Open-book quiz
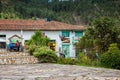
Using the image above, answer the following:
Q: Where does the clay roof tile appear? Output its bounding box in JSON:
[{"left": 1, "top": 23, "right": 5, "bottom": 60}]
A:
[{"left": 0, "top": 19, "right": 85, "bottom": 31}]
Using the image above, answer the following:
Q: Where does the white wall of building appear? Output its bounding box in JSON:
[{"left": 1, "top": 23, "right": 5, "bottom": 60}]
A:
[
  {"left": 42, "top": 31, "right": 62, "bottom": 56},
  {"left": 0, "top": 30, "right": 76, "bottom": 57},
  {"left": 0, "top": 31, "right": 34, "bottom": 45},
  {"left": 69, "top": 31, "right": 76, "bottom": 58}
]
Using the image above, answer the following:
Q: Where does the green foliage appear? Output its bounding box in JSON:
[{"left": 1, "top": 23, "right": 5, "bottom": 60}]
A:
[
  {"left": 0, "top": 12, "right": 20, "bottom": 19},
  {"left": 57, "top": 58, "right": 79, "bottom": 65},
  {"left": 33, "top": 46, "right": 58, "bottom": 63},
  {"left": 100, "top": 50, "right": 120, "bottom": 69},
  {"left": 0, "top": 0, "right": 120, "bottom": 25},
  {"left": 108, "top": 43, "right": 119, "bottom": 53},
  {"left": 88, "top": 50, "right": 97, "bottom": 60},
  {"left": 26, "top": 31, "right": 56, "bottom": 63},
  {"left": 100, "top": 44, "right": 120, "bottom": 69},
  {"left": 92, "top": 17, "right": 116, "bottom": 52},
  {"left": 76, "top": 36, "right": 94, "bottom": 50},
  {"left": 78, "top": 52, "right": 92, "bottom": 65},
  {"left": 26, "top": 45, "right": 42, "bottom": 55},
  {"left": 76, "top": 17, "right": 120, "bottom": 54},
  {"left": 27, "top": 45, "right": 37, "bottom": 55},
  {"left": 26, "top": 30, "right": 50, "bottom": 46},
  {"left": 25, "top": 30, "right": 50, "bottom": 55}
]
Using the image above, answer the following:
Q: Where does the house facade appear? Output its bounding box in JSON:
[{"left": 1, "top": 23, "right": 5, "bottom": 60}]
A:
[{"left": 0, "top": 19, "right": 85, "bottom": 58}]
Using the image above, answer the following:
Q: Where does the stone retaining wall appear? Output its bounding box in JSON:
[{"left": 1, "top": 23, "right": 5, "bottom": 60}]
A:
[
  {"left": 0, "top": 56, "right": 38, "bottom": 64},
  {"left": 0, "top": 52, "right": 38, "bottom": 64}
]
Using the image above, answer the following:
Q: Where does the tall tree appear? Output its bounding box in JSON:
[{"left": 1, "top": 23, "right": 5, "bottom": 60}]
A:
[{"left": 76, "top": 17, "right": 120, "bottom": 53}]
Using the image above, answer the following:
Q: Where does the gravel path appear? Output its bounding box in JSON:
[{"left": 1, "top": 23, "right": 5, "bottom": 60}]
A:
[{"left": 0, "top": 63, "right": 120, "bottom": 80}]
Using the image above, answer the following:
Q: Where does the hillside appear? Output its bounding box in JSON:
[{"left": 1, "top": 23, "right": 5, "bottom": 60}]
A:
[{"left": 0, "top": 0, "right": 120, "bottom": 25}]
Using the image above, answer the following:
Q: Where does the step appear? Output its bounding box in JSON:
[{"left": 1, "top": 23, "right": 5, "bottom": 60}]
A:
[{"left": 0, "top": 52, "right": 38, "bottom": 65}]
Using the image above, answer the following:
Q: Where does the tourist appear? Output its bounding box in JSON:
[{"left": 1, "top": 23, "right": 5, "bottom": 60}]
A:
[{"left": 15, "top": 40, "right": 20, "bottom": 51}]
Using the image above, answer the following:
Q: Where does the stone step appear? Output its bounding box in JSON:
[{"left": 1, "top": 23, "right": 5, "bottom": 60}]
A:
[
  {"left": 0, "top": 52, "right": 30, "bottom": 58},
  {"left": 0, "top": 52, "right": 38, "bottom": 65},
  {"left": 0, "top": 56, "right": 38, "bottom": 65}
]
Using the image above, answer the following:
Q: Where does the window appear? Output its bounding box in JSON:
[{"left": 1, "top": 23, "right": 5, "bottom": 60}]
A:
[
  {"left": 0, "top": 42, "right": 6, "bottom": 48},
  {"left": 0, "top": 35, "right": 6, "bottom": 41},
  {"left": 72, "top": 31, "right": 83, "bottom": 42},
  {"left": 75, "top": 31, "right": 83, "bottom": 37},
  {"left": 0, "top": 35, "right": 6, "bottom": 37},
  {"left": 0, "top": 35, "right": 6, "bottom": 48},
  {"left": 49, "top": 40, "right": 56, "bottom": 51},
  {"left": 62, "top": 31, "right": 70, "bottom": 37}
]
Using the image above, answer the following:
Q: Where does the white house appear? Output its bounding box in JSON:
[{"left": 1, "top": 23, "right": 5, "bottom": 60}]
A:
[{"left": 0, "top": 19, "right": 85, "bottom": 58}]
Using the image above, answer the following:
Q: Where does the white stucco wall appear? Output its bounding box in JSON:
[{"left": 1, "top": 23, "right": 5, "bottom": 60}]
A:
[
  {"left": 0, "top": 31, "right": 35, "bottom": 45},
  {"left": 69, "top": 31, "right": 76, "bottom": 58},
  {"left": 42, "top": 31, "right": 62, "bottom": 56},
  {"left": 0, "top": 30, "right": 76, "bottom": 57}
]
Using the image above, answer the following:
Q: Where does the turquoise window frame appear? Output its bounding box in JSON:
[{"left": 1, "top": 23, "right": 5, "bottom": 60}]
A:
[
  {"left": 75, "top": 31, "right": 83, "bottom": 37},
  {"left": 62, "top": 31, "right": 70, "bottom": 37}
]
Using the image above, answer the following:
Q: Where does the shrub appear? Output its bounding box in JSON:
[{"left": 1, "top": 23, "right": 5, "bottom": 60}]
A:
[
  {"left": 100, "top": 50, "right": 120, "bottom": 69},
  {"left": 57, "top": 58, "right": 79, "bottom": 65},
  {"left": 27, "top": 45, "right": 37, "bottom": 55},
  {"left": 92, "top": 61, "right": 101, "bottom": 67},
  {"left": 100, "top": 43, "right": 120, "bottom": 69},
  {"left": 78, "top": 52, "right": 92, "bottom": 65},
  {"left": 26, "top": 30, "right": 50, "bottom": 46},
  {"left": 26, "top": 45, "right": 41, "bottom": 55},
  {"left": 87, "top": 50, "right": 97, "bottom": 60},
  {"left": 33, "top": 46, "right": 58, "bottom": 63},
  {"left": 108, "top": 43, "right": 119, "bottom": 53}
]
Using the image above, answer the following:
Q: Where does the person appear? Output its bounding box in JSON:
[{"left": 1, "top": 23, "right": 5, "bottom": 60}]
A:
[{"left": 15, "top": 40, "right": 20, "bottom": 51}]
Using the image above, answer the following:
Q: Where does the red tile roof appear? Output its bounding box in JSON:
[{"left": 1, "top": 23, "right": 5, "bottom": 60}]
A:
[{"left": 0, "top": 19, "right": 85, "bottom": 31}]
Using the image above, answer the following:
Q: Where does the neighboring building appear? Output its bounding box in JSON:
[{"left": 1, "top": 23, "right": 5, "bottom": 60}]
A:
[{"left": 0, "top": 19, "right": 85, "bottom": 58}]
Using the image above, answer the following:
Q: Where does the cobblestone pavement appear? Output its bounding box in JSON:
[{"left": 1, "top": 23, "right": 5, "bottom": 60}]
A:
[{"left": 0, "top": 64, "right": 120, "bottom": 80}]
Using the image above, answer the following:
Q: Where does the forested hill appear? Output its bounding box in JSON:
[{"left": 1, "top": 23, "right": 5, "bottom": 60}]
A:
[{"left": 0, "top": 0, "right": 120, "bottom": 25}]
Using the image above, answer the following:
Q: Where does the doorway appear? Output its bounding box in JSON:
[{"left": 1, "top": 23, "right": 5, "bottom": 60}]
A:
[{"left": 62, "top": 44, "right": 70, "bottom": 58}]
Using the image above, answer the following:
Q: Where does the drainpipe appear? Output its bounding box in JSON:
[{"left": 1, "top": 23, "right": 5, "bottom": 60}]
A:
[{"left": 21, "top": 29, "right": 23, "bottom": 51}]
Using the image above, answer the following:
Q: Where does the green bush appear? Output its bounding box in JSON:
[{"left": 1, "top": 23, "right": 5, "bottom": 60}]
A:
[
  {"left": 108, "top": 43, "right": 119, "bottom": 53},
  {"left": 57, "top": 58, "right": 79, "bottom": 65},
  {"left": 26, "top": 30, "right": 50, "bottom": 46},
  {"left": 27, "top": 45, "right": 37, "bottom": 55},
  {"left": 78, "top": 52, "right": 92, "bottom": 65},
  {"left": 33, "top": 46, "right": 58, "bottom": 63},
  {"left": 100, "top": 50, "right": 120, "bottom": 69},
  {"left": 88, "top": 50, "right": 97, "bottom": 60},
  {"left": 26, "top": 45, "right": 41, "bottom": 55},
  {"left": 92, "top": 61, "right": 101, "bottom": 67}
]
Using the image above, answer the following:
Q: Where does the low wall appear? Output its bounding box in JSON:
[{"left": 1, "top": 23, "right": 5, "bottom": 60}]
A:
[
  {"left": 0, "top": 56, "right": 38, "bottom": 65},
  {"left": 0, "top": 52, "right": 38, "bottom": 65}
]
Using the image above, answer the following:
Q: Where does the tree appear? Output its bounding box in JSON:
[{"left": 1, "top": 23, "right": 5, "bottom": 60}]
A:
[
  {"left": 92, "top": 17, "right": 119, "bottom": 52},
  {"left": 26, "top": 30, "right": 50, "bottom": 46},
  {"left": 25, "top": 30, "right": 50, "bottom": 55},
  {"left": 0, "top": 0, "right": 120, "bottom": 25},
  {"left": 76, "top": 17, "right": 120, "bottom": 54}
]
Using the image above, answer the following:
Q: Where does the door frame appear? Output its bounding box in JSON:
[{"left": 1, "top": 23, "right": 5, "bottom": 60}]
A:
[{"left": 62, "top": 43, "right": 70, "bottom": 58}]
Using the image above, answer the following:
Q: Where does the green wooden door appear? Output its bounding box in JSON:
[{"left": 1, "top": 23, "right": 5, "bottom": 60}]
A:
[{"left": 62, "top": 45, "right": 70, "bottom": 58}]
